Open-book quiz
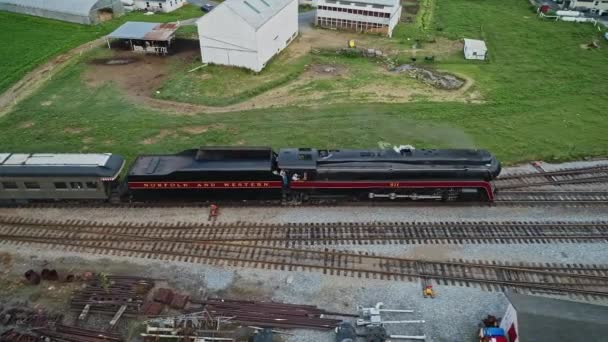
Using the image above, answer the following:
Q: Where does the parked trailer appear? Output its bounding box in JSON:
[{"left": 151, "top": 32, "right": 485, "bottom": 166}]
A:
[
  {"left": 560, "top": 16, "right": 596, "bottom": 22},
  {"left": 556, "top": 10, "right": 584, "bottom": 17}
]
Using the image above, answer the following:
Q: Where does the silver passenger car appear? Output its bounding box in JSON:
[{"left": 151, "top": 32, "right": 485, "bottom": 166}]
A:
[{"left": 0, "top": 153, "right": 125, "bottom": 201}]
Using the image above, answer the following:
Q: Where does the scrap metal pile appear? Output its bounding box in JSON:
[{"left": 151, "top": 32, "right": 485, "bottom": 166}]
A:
[
  {"left": 0, "top": 305, "right": 62, "bottom": 342},
  {"left": 141, "top": 298, "right": 355, "bottom": 341}
]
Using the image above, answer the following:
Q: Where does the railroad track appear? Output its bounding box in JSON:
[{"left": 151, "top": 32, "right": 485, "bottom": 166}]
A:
[
  {"left": 2, "top": 228, "right": 608, "bottom": 298},
  {"left": 2, "top": 216, "right": 608, "bottom": 246},
  {"left": 494, "top": 165, "right": 608, "bottom": 190},
  {"left": 495, "top": 190, "right": 608, "bottom": 204},
  {"left": 4, "top": 190, "right": 608, "bottom": 209}
]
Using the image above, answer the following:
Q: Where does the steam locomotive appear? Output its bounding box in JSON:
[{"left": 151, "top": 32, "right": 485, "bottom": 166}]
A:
[{"left": 0, "top": 146, "right": 501, "bottom": 203}]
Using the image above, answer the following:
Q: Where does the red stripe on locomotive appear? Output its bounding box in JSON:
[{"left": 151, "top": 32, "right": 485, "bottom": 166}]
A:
[
  {"left": 128, "top": 181, "right": 283, "bottom": 189},
  {"left": 128, "top": 180, "right": 494, "bottom": 200},
  {"left": 291, "top": 180, "right": 494, "bottom": 200}
]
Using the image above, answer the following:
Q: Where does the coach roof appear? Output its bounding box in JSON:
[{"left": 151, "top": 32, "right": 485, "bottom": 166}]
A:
[{"left": 0, "top": 153, "right": 125, "bottom": 178}]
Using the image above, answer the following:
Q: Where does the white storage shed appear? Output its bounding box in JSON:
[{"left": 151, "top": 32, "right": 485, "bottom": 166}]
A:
[
  {"left": 196, "top": 0, "right": 299, "bottom": 72},
  {"left": 463, "top": 38, "right": 487, "bottom": 60}
]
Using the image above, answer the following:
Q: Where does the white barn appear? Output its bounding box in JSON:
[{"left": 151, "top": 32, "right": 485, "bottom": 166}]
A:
[
  {"left": 133, "top": 0, "right": 187, "bottom": 13},
  {"left": 196, "top": 0, "right": 298, "bottom": 72},
  {"left": 463, "top": 38, "right": 487, "bottom": 60}
]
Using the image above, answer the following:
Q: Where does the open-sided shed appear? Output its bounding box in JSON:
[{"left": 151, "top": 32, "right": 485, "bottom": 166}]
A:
[
  {"left": 0, "top": 0, "right": 124, "bottom": 25},
  {"left": 106, "top": 21, "right": 179, "bottom": 55}
]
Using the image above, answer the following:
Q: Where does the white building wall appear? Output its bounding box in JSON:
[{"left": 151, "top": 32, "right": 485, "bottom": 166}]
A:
[
  {"left": 134, "top": 0, "right": 186, "bottom": 13},
  {"left": 198, "top": 6, "right": 259, "bottom": 71},
  {"left": 464, "top": 45, "right": 486, "bottom": 60},
  {"left": 499, "top": 304, "right": 519, "bottom": 342},
  {"left": 569, "top": 0, "right": 608, "bottom": 12},
  {"left": 315, "top": 0, "right": 401, "bottom": 36},
  {"left": 388, "top": 5, "right": 401, "bottom": 36},
  {"left": 317, "top": 9, "right": 390, "bottom": 25},
  {"left": 255, "top": 0, "right": 299, "bottom": 71}
]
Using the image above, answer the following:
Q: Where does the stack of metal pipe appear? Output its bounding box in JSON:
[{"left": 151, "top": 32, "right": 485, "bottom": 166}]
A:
[
  {"left": 191, "top": 298, "right": 354, "bottom": 330},
  {"left": 35, "top": 325, "right": 123, "bottom": 342}
]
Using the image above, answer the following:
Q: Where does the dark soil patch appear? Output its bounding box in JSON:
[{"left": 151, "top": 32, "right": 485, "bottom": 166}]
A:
[
  {"left": 403, "top": 4, "right": 420, "bottom": 14},
  {"left": 84, "top": 39, "right": 199, "bottom": 102},
  {"left": 310, "top": 64, "right": 348, "bottom": 76},
  {"left": 90, "top": 58, "right": 139, "bottom": 65}
]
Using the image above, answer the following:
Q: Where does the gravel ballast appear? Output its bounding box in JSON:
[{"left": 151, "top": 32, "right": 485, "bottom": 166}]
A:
[{"left": 2, "top": 247, "right": 510, "bottom": 342}]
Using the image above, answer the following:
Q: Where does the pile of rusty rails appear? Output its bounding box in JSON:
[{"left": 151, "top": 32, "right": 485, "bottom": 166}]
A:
[
  {"left": 494, "top": 165, "right": 608, "bottom": 190},
  {"left": 189, "top": 298, "right": 354, "bottom": 330},
  {"left": 70, "top": 275, "right": 155, "bottom": 324},
  {"left": 0, "top": 306, "right": 59, "bottom": 328},
  {"left": 0, "top": 329, "right": 37, "bottom": 342},
  {"left": 4, "top": 216, "right": 608, "bottom": 246},
  {"left": 35, "top": 324, "right": 123, "bottom": 342}
]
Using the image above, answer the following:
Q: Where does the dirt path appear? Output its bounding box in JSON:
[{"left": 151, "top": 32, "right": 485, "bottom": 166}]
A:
[{"left": 0, "top": 38, "right": 106, "bottom": 118}]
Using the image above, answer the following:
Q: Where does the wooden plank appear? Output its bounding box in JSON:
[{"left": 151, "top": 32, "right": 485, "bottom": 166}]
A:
[
  {"left": 78, "top": 304, "right": 90, "bottom": 320},
  {"left": 110, "top": 305, "right": 127, "bottom": 327}
]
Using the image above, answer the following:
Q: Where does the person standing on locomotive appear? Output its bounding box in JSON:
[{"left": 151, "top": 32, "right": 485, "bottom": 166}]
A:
[{"left": 277, "top": 170, "right": 289, "bottom": 200}]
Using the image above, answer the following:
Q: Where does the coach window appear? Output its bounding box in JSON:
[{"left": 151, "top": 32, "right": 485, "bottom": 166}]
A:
[
  {"left": 24, "top": 182, "right": 40, "bottom": 190},
  {"left": 54, "top": 182, "right": 68, "bottom": 189},
  {"left": 2, "top": 182, "right": 18, "bottom": 190},
  {"left": 86, "top": 182, "right": 98, "bottom": 189},
  {"left": 70, "top": 182, "right": 84, "bottom": 189}
]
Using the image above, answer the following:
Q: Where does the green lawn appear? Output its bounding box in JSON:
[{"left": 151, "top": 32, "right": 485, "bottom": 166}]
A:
[
  {"left": 0, "top": 5, "right": 202, "bottom": 94},
  {"left": 0, "top": 0, "right": 607, "bottom": 164}
]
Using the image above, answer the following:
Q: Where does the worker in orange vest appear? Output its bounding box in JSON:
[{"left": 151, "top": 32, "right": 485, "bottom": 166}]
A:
[{"left": 208, "top": 204, "right": 218, "bottom": 221}]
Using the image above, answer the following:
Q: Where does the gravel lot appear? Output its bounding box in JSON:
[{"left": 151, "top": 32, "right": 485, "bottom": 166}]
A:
[{"left": 2, "top": 247, "right": 510, "bottom": 342}]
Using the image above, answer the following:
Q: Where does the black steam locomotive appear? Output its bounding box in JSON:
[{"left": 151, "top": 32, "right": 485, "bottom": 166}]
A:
[{"left": 0, "top": 146, "right": 501, "bottom": 203}]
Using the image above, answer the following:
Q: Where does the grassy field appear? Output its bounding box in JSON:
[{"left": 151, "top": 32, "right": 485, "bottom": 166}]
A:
[
  {"left": 0, "top": 0, "right": 607, "bottom": 164},
  {"left": 157, "top": 51, "right": 312, "bottom": 106},
  {"left": 0, "top": 5, "right": 202, "bottom": 94},
  {"left": 156, "top": 49, "right": 454, "bottom": 106}
]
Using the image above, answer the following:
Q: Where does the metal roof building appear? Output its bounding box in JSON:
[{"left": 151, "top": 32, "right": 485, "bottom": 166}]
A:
[
  {"left": 106, "top": 21, "right": 179, "bottom": 55},
  {"left": 0, "top": 0, "right": 124, "bottom": 25},
  {"left": 315, "top": 0, "right": 402, "bottom": 37},
  {"left": 196, "top": 0, "right": 299, "bottom": 72}
]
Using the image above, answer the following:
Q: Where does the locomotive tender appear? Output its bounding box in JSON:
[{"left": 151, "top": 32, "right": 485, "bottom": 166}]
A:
[{"left": 0, "top": 146, "right": 501, "bottom": 203}]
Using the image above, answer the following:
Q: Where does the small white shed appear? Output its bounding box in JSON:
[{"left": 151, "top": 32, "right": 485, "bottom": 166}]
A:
[
  {"left": 196, "top": 0, "right": 298, "bottom": 72},
  {"left": 463, "top": 38, "right": 487, "bottom": 60}
]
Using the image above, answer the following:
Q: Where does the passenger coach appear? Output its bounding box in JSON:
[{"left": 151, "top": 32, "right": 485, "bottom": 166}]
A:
[{"left": 0, "top": 153, "right": 125, "bottom": 201}]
